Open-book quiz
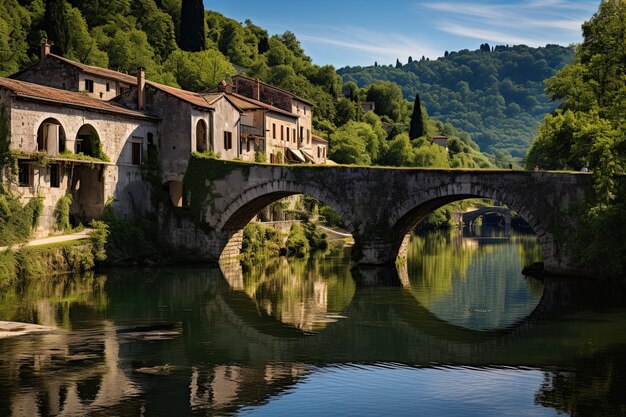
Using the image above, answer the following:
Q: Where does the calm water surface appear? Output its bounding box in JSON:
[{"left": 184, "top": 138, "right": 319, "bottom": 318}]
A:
[{"left": 2, "top": 228, "right": 626, "bottom": 416}]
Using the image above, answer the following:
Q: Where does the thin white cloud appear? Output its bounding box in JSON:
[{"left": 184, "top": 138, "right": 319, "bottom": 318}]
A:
[
  {"left": 297, "top": 25, "right": 442, "bottom": 65},
  {"left": 438, "top": 23, "right": 544, "bottom": 46},
  {"left": 419, "top": 0, "right": 597, "bottom": 46}
]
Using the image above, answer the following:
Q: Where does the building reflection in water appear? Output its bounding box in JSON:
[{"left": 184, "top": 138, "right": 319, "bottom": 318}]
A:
[{"left": 2, "top": 238, "right": 626, "bottom": 416}]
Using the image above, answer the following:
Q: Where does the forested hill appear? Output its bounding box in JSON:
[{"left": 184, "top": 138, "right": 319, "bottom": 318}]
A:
[
  {"left": 1, "top": 0, "right": 494, "bottom": 169},
  {"left": 338, "top": 45, "right": 575, "bottom": 158}
]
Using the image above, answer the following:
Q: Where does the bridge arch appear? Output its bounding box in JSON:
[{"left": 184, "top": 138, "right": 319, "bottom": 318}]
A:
[
  {"left": 463, "top": 206, "right": 512, "bottom": 227},
  {"left": 388, "top": 182, "right": 554, "bottom": 266},
  {"left": 215, "top": 180, "right": 355, "bottom": 261}
]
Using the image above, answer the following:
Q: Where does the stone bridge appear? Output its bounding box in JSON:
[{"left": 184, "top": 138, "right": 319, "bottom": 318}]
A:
[
  {"left": 162, "top": 157, "right": 592, "bottom": 275},
  {"left": 456, "top": 206, "right": 513, "bottom": 227}
]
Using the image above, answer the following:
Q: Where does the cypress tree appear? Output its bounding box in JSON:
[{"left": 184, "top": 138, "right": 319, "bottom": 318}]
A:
[
  {"left": 395, "top": 58, "right": 402, "bottom": 68},
  {"left": 44, "top": 0, "right": 69, "bottom": 55},
  {"left": 179, "top": 0, "right": 206, "bottom": 51},
  {"left": 409, "top": 93, "right": 426, "bottom": 139}
]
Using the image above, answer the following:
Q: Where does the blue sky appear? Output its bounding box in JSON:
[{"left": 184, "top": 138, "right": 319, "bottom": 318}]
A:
[{"left": 206, "top": 0, "right": 599, "bottom": 68}]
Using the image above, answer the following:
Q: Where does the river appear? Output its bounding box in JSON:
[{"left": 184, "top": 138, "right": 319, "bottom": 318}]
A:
[{"left": 1, "top": 227, "right": 626, "bottom": 416}]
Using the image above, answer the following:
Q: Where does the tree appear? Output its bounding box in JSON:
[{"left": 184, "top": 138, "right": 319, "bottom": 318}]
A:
[
  {"left": 379, "top": 133, "right": 412, "bottom": 166},
  {"left": 0, "top": 0, "right": 31, "bottom": 76},
  {"left": 408, "top": 56, "right": 413, "bottom": 63},
  {"left": 395, "top": 58, "right": 402, "bottom": 68},
  {"left": 44, "top": 0, "right": 69, "bottom": 54},
  {"left": 334, "top": 97, "right": 357, "bottom": 126},
  {"left": 524, "top": 0, "right": 626, "bottom": 276},
  {"left": 329, "top": 121, "right": 378, "bottom": 165},
  {"left": 366, "top": 81, "right": 404, "bottom": 121},
  {"left": 107, "top": 29, "right": 157, "bottom": 74},
  {"left": 178, "top": 0, "right": 205, "bottom": 51},
  {"left": 409, "top": 93, "right": 426, "bottom": 139},
  {"left": 64, "top": 5, "right": 108, "bottom": 66},
  {"left": 163, "top": 49, "right": 234, "bottom": 91}
]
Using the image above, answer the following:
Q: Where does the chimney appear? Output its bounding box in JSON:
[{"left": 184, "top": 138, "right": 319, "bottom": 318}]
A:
[
  {"left": 255, "top": 78, "right": 260, "bottom": 101},
  {"left": 40, "top": 42, "right": 51, "bottom": 60},
  {"left": 137, "top": 67, "right": 145, "bottom": 110}
]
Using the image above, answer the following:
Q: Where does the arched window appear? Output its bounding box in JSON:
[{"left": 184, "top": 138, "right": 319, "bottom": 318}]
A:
[
  {"left": 196, "top": 119, "right": 208, "bottom": 152},
  {"left": 75, "top": 124, "right": 100, "bottom": 157},
  {"left": 37, "top": 118, "right": 66, "bottom": 156}
]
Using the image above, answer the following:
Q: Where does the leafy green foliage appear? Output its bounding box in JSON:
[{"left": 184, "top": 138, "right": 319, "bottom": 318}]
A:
[
  {"left": 338, "top": 44, "right": 575, "bottom": 158},
  {"left": 241, "top": 222, "right": 283, "bottom": 265},
  {"left": 53, "top": 194, "right": 72, "bottom": 231},
  {"left": 286, "top": 222, "right": 309, "bottom": 257},
  {"left": 525, "top": 0, "right": 626, "bottom": 277},
  {"left": 0, "top": 192, "right": 43, "bottom": 246}
]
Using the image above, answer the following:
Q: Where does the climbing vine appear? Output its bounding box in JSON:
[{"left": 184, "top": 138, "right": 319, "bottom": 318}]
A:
[{"left": 54, "top": 194, "right": 73, "bottom": 232}]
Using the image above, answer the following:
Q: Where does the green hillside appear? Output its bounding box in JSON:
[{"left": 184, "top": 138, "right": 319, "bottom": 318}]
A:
[
  {"left": 338, "top": 44, "right": 575, "bottom": 159},
  {"left": 1, "top": 0, "right": 493, "bottom": 168}
]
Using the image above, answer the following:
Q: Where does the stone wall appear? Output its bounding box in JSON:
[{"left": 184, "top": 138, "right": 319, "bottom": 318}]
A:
[
  {"left": 210, "top": 97, "right": 240, "bottom": 160},
  {"left": 1, "top": 94, "right": 156, "bottom": 234},
  {"left": 12, "top": 57, "right": 80, "bottom": 92}
]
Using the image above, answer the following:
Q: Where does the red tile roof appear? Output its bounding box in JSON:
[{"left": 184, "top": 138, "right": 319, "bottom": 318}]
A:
[
  {"left": 147, "top": 81, "right": 223, "bottom": 110},
  {"left": 0, "top": 77, "right": 158, "bottom": 120},
  {"left": 233, "top": 74, "right": 314, "bottom": 106},
  {"left": 47, "top": 54, "right": 137, "bottom": 85},
  {"left": 226, "top": 92, "right": 298, "bottom": 119}
]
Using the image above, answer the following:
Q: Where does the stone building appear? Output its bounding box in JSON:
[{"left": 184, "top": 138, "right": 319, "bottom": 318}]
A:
[
  {"left": 432, "top": 135, "right": 449, "bottom": 150},
  {"left": 12, "top": 43, "right": 135, "bottom": 101},
  {"left": 0, "top": 44, "right": 330, "bottom": 236},
  {"left": 0, "top": 77, "right": 158, "bottom": 235}
]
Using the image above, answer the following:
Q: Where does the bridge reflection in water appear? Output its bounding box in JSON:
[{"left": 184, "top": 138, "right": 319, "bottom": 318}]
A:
[{"left": 1, "top": 231, "right": 626, "bottom": 416}]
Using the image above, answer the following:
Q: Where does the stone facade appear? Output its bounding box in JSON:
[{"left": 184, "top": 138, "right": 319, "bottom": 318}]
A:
[
  {"left": 0, "top": 81, "right": 157, "bottom": 235},
  {"left": 12, "top": 48, "right": 134, "bottom": 101},
  {"left": 1, "top": 48, "right": 329, "bottom": 239}
]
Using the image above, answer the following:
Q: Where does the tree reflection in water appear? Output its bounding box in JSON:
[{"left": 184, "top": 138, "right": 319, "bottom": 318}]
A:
[
  {"left": 407, "top": 228, "right": 544, "bottom": 330},
  {"left": 1, "top": 236, "right": 626, "bottom": 416},
  {"left": 242, "top": 250, "right": 355, "bottom": 333}
]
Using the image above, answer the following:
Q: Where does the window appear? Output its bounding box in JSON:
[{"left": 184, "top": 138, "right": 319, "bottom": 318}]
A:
[
  {"left": 18, "top": 162, "right": 30, "bottom": 187},
  {"left": 286, "top": 127, "right": 290, "bottom": 142},
  {"left": 85, "top": 79, "right": 94, "bottom": 93},
  {"left": 272, "top": 123, "right": 276, "bottom": 139},
  {"left": 246, "top": 140, "right": 251, "bottom": 152},
  {"left": 224, "top": 131, "right": 232, "bottom": 150},
  {"left": 106, "top": 83, "right": 110, "bottom": 92},
  {"left": 318, "top": 147, "right": 321, "bottom": 158},
  {"left": 300, "top": 126, "right": 304, "bottom": 140},
  {"left": 281, "top": 125, "right": 284, "bottom": 141},
  {"left": 307, "top": 129, "right": 311, "bottom": 144},
  {"left": 50, "top": 164, "right": 60, "bottom": 188},
  {"left": 75, "top": 135, "right": 89, "bottom": 154},
  {"left": 132, "top": 142, "right": 142, "bottom": 165},
  {"left": 293, "top": 128, "right": 296, "bottom": 143}
]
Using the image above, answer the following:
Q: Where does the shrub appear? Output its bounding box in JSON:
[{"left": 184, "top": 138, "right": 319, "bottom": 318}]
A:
[
  {"left": 54, "top": 194, "right": 73, "bottom": 232},
  {"left": 286, "top": 223, "right": 310, "bottom": 257}
]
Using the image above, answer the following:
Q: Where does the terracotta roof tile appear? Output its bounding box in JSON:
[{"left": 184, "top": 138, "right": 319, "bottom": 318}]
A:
[
  {"left": 233, "top": 75, "right": 314, "bottom": 106},
  {"left": 146, "top": 81, "right": 219, "bottom": 110},
  {"left": 227, "top": 92, "right": 298, "bottom": 119},
  {"left": 48, "top": 54, "right": 137, "bottom": 85},
  {"left": 0, "top": 77, "right": 157, "bottom": 120}
]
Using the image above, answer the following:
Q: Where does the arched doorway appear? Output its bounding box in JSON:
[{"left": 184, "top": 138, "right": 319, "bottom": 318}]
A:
[
  {"left": 37, "top": 118, "right": 66, "bottom": 156},
  {"left": 196, "top": 120, "right": 208, "bottom": 152}
]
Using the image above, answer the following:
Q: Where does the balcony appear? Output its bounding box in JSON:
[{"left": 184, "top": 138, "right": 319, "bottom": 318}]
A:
[
  {"left": 241, "top": 124, "right": 265, "bottom": 139},
  {"left": 241, "top": 124, "right": 265, "bottom": 152}
]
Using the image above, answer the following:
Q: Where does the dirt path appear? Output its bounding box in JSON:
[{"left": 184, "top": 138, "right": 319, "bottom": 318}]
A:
[{"left": 0, "top": 229, "right": 92, "bottom": 253}]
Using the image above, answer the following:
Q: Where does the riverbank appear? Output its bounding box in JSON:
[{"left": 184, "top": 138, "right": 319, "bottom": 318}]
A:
[{"left": 0, "top": 239, "right": 97, "bottom": 290}]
